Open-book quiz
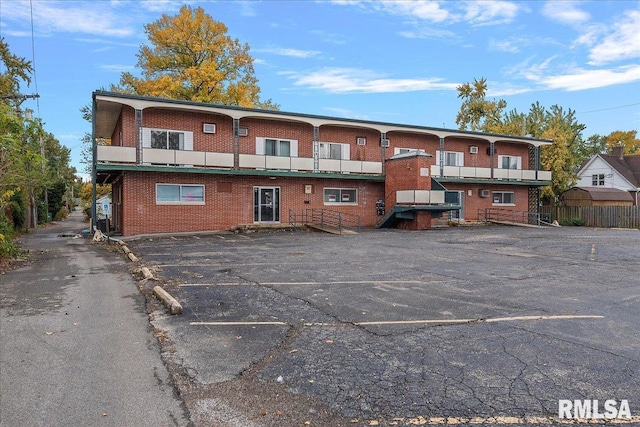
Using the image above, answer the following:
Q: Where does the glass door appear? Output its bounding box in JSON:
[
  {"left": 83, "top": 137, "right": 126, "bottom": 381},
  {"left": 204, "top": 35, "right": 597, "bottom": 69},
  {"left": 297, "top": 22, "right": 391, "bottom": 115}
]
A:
[{"left": 254, "top": 187, "right": 280, "bottom": 223}]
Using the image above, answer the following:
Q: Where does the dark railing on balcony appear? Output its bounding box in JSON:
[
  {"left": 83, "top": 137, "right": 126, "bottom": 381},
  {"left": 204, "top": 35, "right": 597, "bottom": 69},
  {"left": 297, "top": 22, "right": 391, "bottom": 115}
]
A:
[{"left": 289, "top": 209, "right": 361, "bottom": 234}]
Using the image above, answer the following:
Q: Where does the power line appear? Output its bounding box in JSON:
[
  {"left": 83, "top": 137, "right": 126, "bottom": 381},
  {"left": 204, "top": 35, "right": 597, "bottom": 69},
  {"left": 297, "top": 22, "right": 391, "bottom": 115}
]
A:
[
  {"left": 30, "top": 0, "right": 40, "bottom": 115},
  {"left": 578, "top": 102, "right": 640, "bottom": 114}
]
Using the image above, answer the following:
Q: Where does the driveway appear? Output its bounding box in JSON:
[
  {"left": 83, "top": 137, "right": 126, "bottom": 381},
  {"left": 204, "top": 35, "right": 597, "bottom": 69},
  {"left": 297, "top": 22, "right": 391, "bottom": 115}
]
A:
[
  {"left": 0, "top": 211, "right": 188, "bottom": 426},
  {"left": 125, "top": 225, "right": 640, "bottom": 426}
]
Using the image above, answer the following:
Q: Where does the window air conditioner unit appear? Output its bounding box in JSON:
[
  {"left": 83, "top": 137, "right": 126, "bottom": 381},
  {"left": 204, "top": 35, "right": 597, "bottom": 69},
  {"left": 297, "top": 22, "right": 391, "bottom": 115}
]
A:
[
  {"left": 479, "top": 189, "right": 490, "bottom": 198},
  {"left": 381, "top": 138, "right": 390, "bottom": 148},
  {"left": 238, "top": 127, "right": 249, "bottom": 137},
  {"left": 469, "top": 146, "right": 478, "bottom": 154},
  {"left": 357, "top": 137, "right": 366, "bottom": 146},
  {"left": 203, "top": 123, "right": 216, "bottom": 134}
]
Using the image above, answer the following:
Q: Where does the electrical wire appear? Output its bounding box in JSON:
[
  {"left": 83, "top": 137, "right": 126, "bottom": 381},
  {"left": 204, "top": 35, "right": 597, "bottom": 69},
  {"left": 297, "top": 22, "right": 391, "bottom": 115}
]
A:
[
  {"left": 30, "top": 0, "right": 40, "bottom": 115},
  {"left": 578, "top": 102, "right": 640, "bottom": 114}
]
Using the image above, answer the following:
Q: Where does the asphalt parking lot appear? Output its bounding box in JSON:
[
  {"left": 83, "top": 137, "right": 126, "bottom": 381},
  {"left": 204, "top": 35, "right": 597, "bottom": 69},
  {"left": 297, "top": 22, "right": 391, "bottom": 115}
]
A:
[{"left": 125, "top": 225, "right": 640, "bottom": 426}]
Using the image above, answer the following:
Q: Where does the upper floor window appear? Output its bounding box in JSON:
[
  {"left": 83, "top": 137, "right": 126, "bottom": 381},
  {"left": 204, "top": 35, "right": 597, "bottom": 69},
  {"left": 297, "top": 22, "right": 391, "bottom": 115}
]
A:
[
  {"left": 592, "top": 174, "right": 605, "bottom": 186},
  {"left": 143, "top": 128, "right": 193, "bottom": 151},
  {"left": 498, "top": 155, "right": 522, "bottom": 169},
  {"left": 256, "top": 137, "right": 298, "bottom": 157},
  {"left": 319, "top": 142, "right": 350, "bottom": 160},
  {"left": 435, "top": 150, "right": 463, "bottom": 167}
]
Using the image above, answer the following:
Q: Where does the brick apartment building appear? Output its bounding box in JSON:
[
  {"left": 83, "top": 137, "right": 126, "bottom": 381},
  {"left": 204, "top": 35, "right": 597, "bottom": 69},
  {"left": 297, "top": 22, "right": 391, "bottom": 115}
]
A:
[{"left": 92, "top": 91, "right": 553, "bottom": 236}]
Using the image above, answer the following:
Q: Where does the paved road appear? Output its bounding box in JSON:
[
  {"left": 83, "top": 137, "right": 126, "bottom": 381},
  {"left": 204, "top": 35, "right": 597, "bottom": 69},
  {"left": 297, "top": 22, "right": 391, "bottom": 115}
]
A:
[
  {"left": 126, "top": 226, "right": 640, "bottom": 426},
  {"left": 0, "top": 211, "right": 188, "bottom": 427}
]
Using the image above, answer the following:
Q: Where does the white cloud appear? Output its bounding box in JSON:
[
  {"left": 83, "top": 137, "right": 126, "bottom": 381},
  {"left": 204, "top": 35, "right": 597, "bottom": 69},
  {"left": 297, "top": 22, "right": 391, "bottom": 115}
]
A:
[
  {"left": 587, "top": 10, "right": 640, "bottom": 65},
  {"left": 489, "top": 38, "right": 520, "bottom": 54},
  {"left": 99, "top": 64, "right": 136, "bottom": 72},
  {"left": 286, "top": 68, "right": 458, "bottom": 94},
  {"left": 529, "top": 65, "right": 640, "bottom": 91},
  {"left": 375, "top": 1, "right": 451, "bottom": 23},
  {"left": 257, "top": 47, "right": 321, "bottom": 59},
  {"left": 462, "top": 1, "right": 520, "bottom": 26},
  {"left": 541, "top": 1, "right": 590, "bottom": 26},
  {"left": 1, "top": 0, "right": 135, "bottom": 37}
]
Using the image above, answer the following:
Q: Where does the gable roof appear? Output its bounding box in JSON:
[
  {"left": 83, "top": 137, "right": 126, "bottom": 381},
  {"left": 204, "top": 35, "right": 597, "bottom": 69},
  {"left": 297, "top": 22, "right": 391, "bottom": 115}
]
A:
[{"left": 599, "top": 153, "right": 640, "bottom": 187}]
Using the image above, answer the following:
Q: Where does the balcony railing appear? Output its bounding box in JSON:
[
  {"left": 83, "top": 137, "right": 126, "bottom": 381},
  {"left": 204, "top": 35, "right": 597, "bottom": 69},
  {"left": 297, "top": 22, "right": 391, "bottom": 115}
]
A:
[
  {"left": 396, "top": 190, "right": 446, "bottom": 204},
  {"left": 431, "top": 165, "right": 551, "bottom": 181}
]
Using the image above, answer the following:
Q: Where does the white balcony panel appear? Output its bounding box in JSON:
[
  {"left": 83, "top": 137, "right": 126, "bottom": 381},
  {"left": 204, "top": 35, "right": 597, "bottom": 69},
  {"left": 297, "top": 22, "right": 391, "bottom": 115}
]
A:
[
  {"left": 341, "top": 160, "right": 363, "bottom": 173},
  {"left": 319, "top": 159, "right": 341, "bottom": 172},
  {"left": 291, "top": 157, "right": 314, "bottom": 171},
  {"left": 205, "top": 152, "right": 234, "bottom": 167},
  {"left": 265, "top": 155, "right": 291, "bottom": 170},
  {"left": 175, "top": 150, "right": 205, "bottom": 166},
  {"left": 362, "top": 161, "right": 383, "bottom": 174},
  {"left": 414, "top": 191, "right": 430, "bottom": 204},
  {"left": 430, "top": 165, "right": 441, "bottom": 177},
  {"left": 522, "top": 170, "right": 537, "bottom": 180},
  {"left": 239, "top": 154, "right": 266, "bottom": 169},
  {"left": 476, "top": 168, "right": 492, "bottom": 178},
  {"left": 494, "top": 168, "right": 510, "bottom": 179},
  {"left": 459, "top": 167, "right": 476, "bottom": 178},
  {"left": 430, "top": 191, "right": 445, "bottom": 204},
  {"left": 396, "top": 191, "right": 415, "bottom": 204},
  {"left": 539, "top": 170, "right": 552, "bottom": 181},
  {"left": 97, "top": 146, "right": 136, "bottom": 163},
  {"left": 143, "top": 148, "right": 175, "bottom": 164},
  {"left": 442, "top": 166, "right": 460, "bottom": 177}
]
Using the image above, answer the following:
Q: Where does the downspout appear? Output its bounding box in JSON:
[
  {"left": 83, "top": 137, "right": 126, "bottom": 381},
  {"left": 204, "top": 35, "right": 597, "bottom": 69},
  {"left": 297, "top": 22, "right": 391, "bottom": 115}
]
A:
[
  {"left": 439, "top": 137, "right": 444, "bottom": 177},
  {"left": 91, "top": 94, "right": 97, "bottom": 232},
  {"left": 313, "top": 126, "right": 319, "bottom": 173}
]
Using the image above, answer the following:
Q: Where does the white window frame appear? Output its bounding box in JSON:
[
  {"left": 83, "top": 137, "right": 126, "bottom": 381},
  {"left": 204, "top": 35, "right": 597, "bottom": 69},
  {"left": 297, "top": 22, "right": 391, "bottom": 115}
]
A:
[
  {"left": 319, "top": 142, "right": 350, "bottom": 160},
  {"left": 323, "top": 188, "right": 358, "bottom": 205},
  {"left": 142, "top": 128, "right": 194, "bottom": 151},
  {"left": 256, "top": 137, "right": 298, "bottom": 157},
  {"left": 492, "top": 191, "right": 515, "bottom": 205},
  {"left": 435, "top": 150, "right": 464, "bottom": 166},
  {"left": 592, "top": 174, "right": 605, "bottom": 186},
  {"left": 156, "top": 184, "right": 205, "bottom": 205},
  {"left": 498, "top": 155, "right": 522, "bottom": 170}
]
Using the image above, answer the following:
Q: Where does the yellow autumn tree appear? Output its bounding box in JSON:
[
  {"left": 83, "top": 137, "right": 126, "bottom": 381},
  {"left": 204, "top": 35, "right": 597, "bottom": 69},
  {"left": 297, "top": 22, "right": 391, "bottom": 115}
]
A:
[
  {"left": 113, "top": 5, "right": 278, "bottom": 109},
  {"left": 604, "top": 130, "right": 640, "bottom": 155}
]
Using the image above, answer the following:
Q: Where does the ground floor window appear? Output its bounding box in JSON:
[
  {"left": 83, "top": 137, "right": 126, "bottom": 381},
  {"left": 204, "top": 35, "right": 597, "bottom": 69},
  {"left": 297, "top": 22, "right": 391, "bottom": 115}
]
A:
[
  {"left": 492, "top": 191, "right": 515, "bottom": 205},
  {"left": 324, "top": 188, "right": 357, "bottom": 204},
  {"left": 156, "top": 184, "right": 204, "bottom": 204}
]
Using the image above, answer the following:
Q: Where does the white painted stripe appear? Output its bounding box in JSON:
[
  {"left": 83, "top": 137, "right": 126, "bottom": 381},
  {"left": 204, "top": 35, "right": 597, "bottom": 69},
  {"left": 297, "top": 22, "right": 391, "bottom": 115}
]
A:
[
  {"left": 190, "top": 321, "right": 288, "bottom": 326},
  {"left": 179, "top": 280, "right": 427, "bottom": 287},
  {"left": 190, "top": 315, "right": 603, "bottom": 328},
  {"left": 376, "top": 415, "right": 640, "bottom": 425}
]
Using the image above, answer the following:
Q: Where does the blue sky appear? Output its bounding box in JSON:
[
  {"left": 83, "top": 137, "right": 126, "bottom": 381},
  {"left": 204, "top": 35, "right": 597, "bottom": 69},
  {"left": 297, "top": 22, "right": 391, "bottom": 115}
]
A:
[{"left": 1, "top": 0, "right": 639, "bottom": 178}]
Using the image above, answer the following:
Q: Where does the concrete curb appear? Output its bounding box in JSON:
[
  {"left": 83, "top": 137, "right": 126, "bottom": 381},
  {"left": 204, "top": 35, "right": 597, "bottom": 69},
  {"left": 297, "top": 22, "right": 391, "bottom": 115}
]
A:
[{"left": 153, "top": 286, "right": 183, "bottom": 315}]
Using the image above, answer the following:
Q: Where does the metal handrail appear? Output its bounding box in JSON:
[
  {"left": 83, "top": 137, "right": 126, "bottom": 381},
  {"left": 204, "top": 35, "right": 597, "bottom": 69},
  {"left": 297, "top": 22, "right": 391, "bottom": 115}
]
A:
[
  {"left": 289, "top": 208, "right": 360, "bottom": 234},
  {"left": 478, "top": 208, "right": 550, "bottom": 226}
]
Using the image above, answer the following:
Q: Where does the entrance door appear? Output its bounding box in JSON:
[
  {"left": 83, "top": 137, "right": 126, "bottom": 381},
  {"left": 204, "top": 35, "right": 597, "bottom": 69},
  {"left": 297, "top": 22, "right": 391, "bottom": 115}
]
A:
[
  {"left": 447, "top": 191, "right": 465, "bottom": 220},
  {"left": 254, "top": 187, "right": 280, "bottom": 223}
]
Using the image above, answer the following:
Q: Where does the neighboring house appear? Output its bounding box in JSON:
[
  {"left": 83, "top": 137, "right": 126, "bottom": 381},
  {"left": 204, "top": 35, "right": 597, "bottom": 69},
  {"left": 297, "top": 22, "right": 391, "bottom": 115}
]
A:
[
  {"left": 560, "top": 187, "right": 633, "bottom": 207},
  {"left": 576, "top": 145, "right": 640, "bottom": 205},
  {"left": 92, "top": 91, "right": 553, "bottom": 236}
]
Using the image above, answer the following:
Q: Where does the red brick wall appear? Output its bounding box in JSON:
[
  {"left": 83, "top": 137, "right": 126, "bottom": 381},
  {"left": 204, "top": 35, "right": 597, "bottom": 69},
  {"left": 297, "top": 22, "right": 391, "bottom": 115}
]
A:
[
  {"left": 119, "top": 171, "right": 384, "bottom": 236},
  {"left": 440, "top": 183, "right": 532, "bottom": 220}
]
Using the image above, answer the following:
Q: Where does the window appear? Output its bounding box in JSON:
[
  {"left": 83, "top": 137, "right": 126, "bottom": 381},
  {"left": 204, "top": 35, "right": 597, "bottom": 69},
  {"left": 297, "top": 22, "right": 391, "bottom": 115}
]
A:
[
  {"left": 143, "top": 128, "right": 193, "bottom": 151},
  {"left": 492, "top": 191, "right": 515, "bottom": 205},
  {"left": 435, "top": 150, "right": 463, "bottom": 166},
  {"left": 319, "top": 142, "right": 349, "bottom": 160},
  {"left": 265, "top": 139, "right": 291, "bottom": 157},
  {"left": 256, "top": 137, "right": 298, "bottom": 157},
  {"left": 592, "top": 174, "right": 605, "bottom": 186},
  {"left": 498, "top": 155, "right": 522, "bottom": 169},
  {"left": 324, "top": 188, "right": 357, "bottom": 204},
  {"left": 156, "top": 184, "right": 204, "bottom": 204}
]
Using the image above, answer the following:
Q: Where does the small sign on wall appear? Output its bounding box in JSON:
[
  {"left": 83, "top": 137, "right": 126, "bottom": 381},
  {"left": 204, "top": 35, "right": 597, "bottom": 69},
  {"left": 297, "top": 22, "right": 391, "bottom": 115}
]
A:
[
  {"left": 304, "top": 184, "right": 313, "bottom": 194},
  {"left": 420, "top": 168, "right": 429, "bottom": 176}
]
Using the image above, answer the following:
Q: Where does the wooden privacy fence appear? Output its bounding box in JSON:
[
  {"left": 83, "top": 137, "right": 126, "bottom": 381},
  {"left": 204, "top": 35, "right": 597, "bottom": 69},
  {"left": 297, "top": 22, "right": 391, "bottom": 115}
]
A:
[{"left": 540, "top": 206, "right": 640, "bottom": 229}]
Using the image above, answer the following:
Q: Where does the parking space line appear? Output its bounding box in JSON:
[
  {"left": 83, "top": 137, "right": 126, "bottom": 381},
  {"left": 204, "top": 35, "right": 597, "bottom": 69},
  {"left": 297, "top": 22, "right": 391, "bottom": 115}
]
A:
[
  {"left": 179, "top": 280, "right": 428, "bottom": 287},
  {"left": 189, "top": 315, "right": 604, "bottom": 328}
]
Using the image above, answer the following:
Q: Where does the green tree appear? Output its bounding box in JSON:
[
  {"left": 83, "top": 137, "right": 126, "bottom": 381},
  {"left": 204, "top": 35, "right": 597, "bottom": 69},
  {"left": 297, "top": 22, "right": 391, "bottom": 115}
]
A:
[
  {"left": 455, "top": 77, "right": 507, "bottom": 132},
  {"left": 113, "top": 5, "right": 278, "bottom": 109}
]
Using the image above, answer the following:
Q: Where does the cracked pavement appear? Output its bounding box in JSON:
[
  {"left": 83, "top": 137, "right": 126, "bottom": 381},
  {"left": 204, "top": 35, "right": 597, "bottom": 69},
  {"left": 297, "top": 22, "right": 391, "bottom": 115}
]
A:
[{"left": 125, "top": 226, "right": 640, "bottom": 426}]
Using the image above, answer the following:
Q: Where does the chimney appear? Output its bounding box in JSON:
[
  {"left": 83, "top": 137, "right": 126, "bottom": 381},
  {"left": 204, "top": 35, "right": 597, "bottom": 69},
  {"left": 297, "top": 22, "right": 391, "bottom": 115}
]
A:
[{"left": 612, "top": 142, "right": 624, "bottom": 160}]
